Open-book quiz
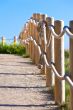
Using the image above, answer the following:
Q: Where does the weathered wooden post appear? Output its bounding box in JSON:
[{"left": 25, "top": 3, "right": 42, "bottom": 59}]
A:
[
  {"left": 14, "top": 36, "right": 17, "bottom": 45},
  {"left": 32, "top": 14, "right": 36, "bottom": 64},
  {"left": 27, "top": 22, "right": 31, "bottom": 56},
  {"left": 24, "top": 24, "right": 29, "bottom": 56},
  {"left": 69, "top": 20, "right": 73, "bottom": 110},
  {"left": 54, "top": 20, "right": 65, "bottom": 104},
  {"left": 25, "top": 23, "right": 30, "bottom": 56},
  {"left": 29, "top": 20, "right": 33, "bottom": 60},
  {"left": 40, "top": 14, "right": 47, "bottom": 74},
  {"left": 28, "top": 21, "right": 32, "bottom": 58},
  {"left": 46, "top": 17, "right": 55, "bottom": 87},
  {"left": 2, "top": 36, "right": 5, "bottom": 46},
  {"left": 32, "top": 14, "right": 38, "bottom": 64},
  {"left": 34, "top": 13, "right": 41, "bottom": 65},
  {"left": 30, "top": 16, "right": 35, "bottom": 63}
]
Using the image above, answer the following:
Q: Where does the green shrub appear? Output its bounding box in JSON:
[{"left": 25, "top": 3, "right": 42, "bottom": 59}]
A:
[
  {"left": 0, "top": 43, "right": 26, "bottom": 56},
  {"left": 65, "top": 50, "right": 69, "bottom": 58},
  {"left": 65, "top": 82, "right": 70, "bottom": 110},
  {"left": 65, "top": 58, "right": 69, "bottom": 73},
  {"left": 65, "top": 50, "right": 69, "bottom": 73},
  {"left": 64, "top": 50, "right": 70, "bottom": 109}
]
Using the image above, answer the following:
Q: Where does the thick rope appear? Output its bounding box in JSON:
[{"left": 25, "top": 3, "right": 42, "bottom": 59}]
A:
[
  {"left": 31, "top": 19, "right": 73, "bottom": 39},
  {"left": 20, "top": 19, "right": 73, "bottom": 88}
]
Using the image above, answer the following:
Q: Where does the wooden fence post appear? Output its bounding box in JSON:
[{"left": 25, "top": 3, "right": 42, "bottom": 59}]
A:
[
  {"left": 40, "top": 14, "right": 47, "bottom": 74},
  {"left": 25, "top": 23, "right": 29, "bottom": 55},
  {"left": 32, "top": 14, "right": 37, "bottom": 64},
  {"left": 26, "top": 23, "right": 30, "bottom": 56},
  {"left": 28, "top": 21, "right": 32, "bottom": 58},
  {"left": 54, "top": 20, "right": 65, "bottom": 104},
  {"left": 29, "top": 15, "right": 36, "bottom": 63},
  {"left": 69, "top": 20, "right": 73, "bottom": 110},
  {"left": 14, "top": 36, "right": 17, "bottom": 45},
  {"left": 27, "top": 22, "right": 31, "bottom": 56},
  {"left": 2, "top": 36, "right": 5, "bottom": 46},
  {"left": 30, "top": 21, "right": 32, "bottom": 59},
  {"left": 29, "top": 19, "right": 32, "bottom": 59},
  {"left": 34, "top": 13, "right": 41, "bottom": 65},
  {"left": 46, "top": 17, "right": 55, "bottom": 87}
]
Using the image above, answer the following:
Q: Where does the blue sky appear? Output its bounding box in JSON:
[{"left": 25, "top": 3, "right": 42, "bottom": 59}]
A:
[{"left": 0, "top": 0, "right": 73, "bottom": 48}]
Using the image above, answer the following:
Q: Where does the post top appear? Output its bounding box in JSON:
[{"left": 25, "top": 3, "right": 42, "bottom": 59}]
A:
[{"left": 55, "top": 20, "right": 64, "bottom": 23}]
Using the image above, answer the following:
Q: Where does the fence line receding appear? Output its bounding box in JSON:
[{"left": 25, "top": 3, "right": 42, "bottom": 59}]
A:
[{"left": 19, "top": 13, "right": 73, "bottom": 110}]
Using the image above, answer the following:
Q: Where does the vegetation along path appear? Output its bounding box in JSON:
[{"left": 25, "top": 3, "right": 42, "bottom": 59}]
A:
[{"left": 0, "top": 54, "right": 59, "bottom": 110}]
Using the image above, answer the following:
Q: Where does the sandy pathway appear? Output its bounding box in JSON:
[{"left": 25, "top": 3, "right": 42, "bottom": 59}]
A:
[{"left": 0, "top": 54, "right": 59, "bottom": 110}]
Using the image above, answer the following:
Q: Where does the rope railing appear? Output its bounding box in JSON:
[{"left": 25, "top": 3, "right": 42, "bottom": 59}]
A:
[
  {"left": 22, "top": 35, "right": 73, "bottom": 88},
  {"left": 30, "top": 18, "right": 73, "bottom": 39},
  {"left": 19, "top": 13, "right": 73, "bottom": 110}
]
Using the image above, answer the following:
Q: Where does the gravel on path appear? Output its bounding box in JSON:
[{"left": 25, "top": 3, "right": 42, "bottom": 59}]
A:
[{"left": 0, "top": 54, "right": 59, "bottom": 110}]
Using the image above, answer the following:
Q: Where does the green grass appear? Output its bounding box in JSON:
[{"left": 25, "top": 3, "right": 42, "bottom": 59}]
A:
[
  {"left": 65, "top": 50, "right": 69, "bottom": 73},
  {"left": 64, "top": 80, "right": 70, "bottom": 110},
  {"left": 65, "top": 58, "right": 69, "bottom": 73},
  {"left": 65, "top": 50, "right": 70, "bottom": 110},
  {"left": 0, "top": 43, "right": 28, "bottom": 57}
]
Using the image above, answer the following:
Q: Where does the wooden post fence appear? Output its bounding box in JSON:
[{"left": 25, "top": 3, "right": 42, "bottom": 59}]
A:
[
  {"left": 1, "top": 36, "right": 17, "bottom": 45},
  {"left": 19, "top": 13, "right": 73, "bottom": 110}
]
